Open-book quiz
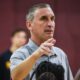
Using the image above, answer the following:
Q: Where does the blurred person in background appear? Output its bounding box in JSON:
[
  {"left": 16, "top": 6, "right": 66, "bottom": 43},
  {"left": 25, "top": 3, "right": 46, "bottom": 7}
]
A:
[{"left": 0, "top": 28, "right": 28, "bottom": 80}]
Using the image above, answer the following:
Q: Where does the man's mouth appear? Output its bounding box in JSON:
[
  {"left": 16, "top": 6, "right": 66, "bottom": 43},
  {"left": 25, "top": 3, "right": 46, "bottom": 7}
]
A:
[{"left": 44, "top": 30, "right": 53, "bottom": 33}]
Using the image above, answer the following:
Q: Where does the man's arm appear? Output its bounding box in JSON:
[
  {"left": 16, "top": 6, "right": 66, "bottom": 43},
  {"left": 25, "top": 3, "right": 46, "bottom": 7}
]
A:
[
  {"left": 11, "top": 50, "right": 41, "bottom": 80},
  {"left": 10, "top": 38, "right": 55, "bottom": 80}
]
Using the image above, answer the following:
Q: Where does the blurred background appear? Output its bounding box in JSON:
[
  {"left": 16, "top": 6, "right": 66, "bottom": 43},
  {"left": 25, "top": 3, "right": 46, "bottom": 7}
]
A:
[{"left": 0, "top": 0, "right": 80, "bottom": 76}]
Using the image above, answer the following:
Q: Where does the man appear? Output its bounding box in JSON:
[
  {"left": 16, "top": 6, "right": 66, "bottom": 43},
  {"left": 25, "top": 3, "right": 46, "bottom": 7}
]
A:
[
  {"left": 10, "top": 3, "right": 73, "bottom": 80},
  {"left": 0, "top": 28, "right": 28, "bottom": 80}
]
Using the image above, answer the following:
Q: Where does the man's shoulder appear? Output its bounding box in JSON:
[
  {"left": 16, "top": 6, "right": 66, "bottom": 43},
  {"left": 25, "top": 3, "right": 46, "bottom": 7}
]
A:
[
  {"left": 15, "top": 44, "right": 29, "bottom": 53},
  {"left": 10, "top": 44, "right": 30, "bottom": 60}
]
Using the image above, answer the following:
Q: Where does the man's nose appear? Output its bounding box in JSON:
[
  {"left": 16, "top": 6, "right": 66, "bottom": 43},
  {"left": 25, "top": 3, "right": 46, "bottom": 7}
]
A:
[{"left": 47, "top": 21, "right": 55, "bottom": 27}]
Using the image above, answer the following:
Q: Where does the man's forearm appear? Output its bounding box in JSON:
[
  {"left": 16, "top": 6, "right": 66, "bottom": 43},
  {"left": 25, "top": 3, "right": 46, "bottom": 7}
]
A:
[{"left": 11, "top": 51, "right": 41, "bottom": 80}]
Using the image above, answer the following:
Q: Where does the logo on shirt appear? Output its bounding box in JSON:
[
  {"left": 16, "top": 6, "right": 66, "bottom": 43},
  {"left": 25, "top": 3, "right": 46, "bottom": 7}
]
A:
[{"left": 6, "top": 61, "right": 10, "bottom": 69}]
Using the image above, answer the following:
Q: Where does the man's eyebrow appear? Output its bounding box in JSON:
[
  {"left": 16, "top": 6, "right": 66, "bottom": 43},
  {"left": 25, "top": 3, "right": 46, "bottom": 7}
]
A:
[
  {"left": 39, "top": 15, "right": 55, "bottom": 20},
  {"left": 40, "top": 15, "right": 48, "bottom": 20}
]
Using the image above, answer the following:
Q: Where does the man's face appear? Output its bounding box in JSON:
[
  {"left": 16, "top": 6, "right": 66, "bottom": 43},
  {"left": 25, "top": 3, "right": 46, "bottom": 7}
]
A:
[
  {"left": 28, "top": 7, "right": 55, "bottom": 41},
  {"left": 11, "top": 31, "right": 27, "bottom": 47}
]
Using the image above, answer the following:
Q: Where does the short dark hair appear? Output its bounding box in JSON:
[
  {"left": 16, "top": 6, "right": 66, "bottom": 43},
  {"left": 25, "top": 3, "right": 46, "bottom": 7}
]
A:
[
  {"left": 38, "top": 72, "right": 57, "bottom": 80},
  {"left": 30, "top": 61, "right": 64, "bottom": 80},
  {"left": 11, "top": 28, "right": 27, "bottom": 37},
  {"left": 26, "top": 3, "right": 52, "bottom": 21}
]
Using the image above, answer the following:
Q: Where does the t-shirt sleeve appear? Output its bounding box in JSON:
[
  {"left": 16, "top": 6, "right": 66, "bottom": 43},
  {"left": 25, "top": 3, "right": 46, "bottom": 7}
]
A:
[{"left": 10, "top": 49, "right": 29, "bottom": 72}]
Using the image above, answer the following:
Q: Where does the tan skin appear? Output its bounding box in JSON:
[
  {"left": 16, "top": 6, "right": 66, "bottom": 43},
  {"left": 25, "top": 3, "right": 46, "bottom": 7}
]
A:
[{"left": 11, "top": 7, "right": 56, "bottom": 80}]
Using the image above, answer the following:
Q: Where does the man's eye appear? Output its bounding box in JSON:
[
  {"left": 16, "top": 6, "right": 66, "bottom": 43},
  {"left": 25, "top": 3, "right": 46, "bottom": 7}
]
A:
[
  {"left": 40, "top": 16, "right": 48, "bottom": 21},
  {"left": 51, "top": 16, "right": 55, "bottom": 21}
]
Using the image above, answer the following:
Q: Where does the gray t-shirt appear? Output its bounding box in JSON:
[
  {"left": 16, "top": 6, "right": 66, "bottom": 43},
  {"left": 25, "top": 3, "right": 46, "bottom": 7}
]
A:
[{"left": 10, "top": 39, "right": 73, "bottom": 80}]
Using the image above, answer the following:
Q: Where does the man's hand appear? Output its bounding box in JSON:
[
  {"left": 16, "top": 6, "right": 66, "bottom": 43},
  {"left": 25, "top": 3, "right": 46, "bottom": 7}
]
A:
[{"left": 33, "top": 38, "right": 56, "bottom": 58}]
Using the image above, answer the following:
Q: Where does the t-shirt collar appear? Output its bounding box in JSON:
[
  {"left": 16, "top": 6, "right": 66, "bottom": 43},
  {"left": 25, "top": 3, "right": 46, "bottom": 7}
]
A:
[{"left": 27, "top": 39, "right": 57, "bottom": 57}]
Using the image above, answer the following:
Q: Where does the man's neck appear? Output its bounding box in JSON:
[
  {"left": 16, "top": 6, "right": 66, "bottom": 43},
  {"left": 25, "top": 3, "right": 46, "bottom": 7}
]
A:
[{"left": 30, "top": 37, "right": 44, "bottom": 46}]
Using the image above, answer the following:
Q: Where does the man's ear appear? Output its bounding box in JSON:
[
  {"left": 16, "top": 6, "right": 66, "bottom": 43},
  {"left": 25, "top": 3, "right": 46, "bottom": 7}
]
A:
[{"left": 26, "top": 20, "right": 32, "bottom": 30}]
